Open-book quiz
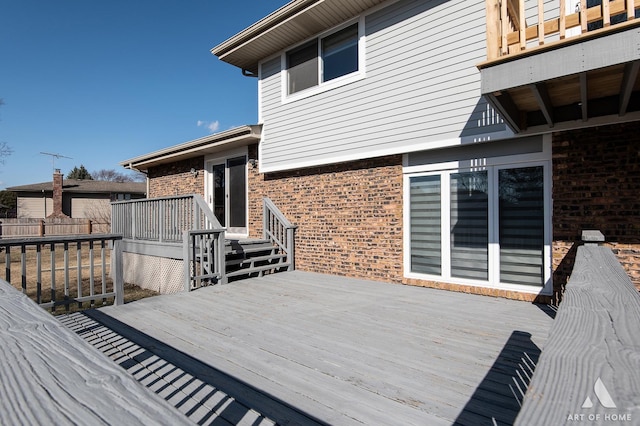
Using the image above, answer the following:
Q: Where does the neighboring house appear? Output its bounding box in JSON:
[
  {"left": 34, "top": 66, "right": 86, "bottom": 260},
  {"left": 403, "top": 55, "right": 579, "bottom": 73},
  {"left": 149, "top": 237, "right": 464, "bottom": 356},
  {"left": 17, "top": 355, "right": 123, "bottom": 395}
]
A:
[
  {"left": 121, "top": 0, "right": 640, "bottom": 302},
  {"left": 8, "top": 170, "right": 146, "bottom": 219}
]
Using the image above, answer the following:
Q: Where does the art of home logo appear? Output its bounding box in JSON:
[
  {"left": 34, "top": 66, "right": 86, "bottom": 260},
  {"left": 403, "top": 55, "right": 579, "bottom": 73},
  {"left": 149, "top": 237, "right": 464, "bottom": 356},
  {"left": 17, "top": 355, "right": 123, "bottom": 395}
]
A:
[{"left": 567, "top": 378, "right": 633, "bottom": 422}]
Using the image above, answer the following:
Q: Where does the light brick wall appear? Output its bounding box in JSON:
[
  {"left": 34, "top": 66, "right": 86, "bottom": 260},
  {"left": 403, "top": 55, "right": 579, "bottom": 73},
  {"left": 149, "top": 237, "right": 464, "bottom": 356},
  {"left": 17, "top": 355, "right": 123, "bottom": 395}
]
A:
[
  {"left": 147, "top": 157, "right": 205, "bottom": 198},
  {"left": 249, "top": 146, "right": 404, "bottom": 283}
]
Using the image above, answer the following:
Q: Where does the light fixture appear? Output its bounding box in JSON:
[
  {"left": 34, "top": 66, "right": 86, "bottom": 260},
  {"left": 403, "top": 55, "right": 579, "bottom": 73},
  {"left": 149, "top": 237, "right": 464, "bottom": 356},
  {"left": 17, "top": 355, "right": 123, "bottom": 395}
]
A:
[
  {"left": 248, "top": 159, "right": 258, "bottom": 168},
  {"left": 190, "top": 168, "right": 199, "bottom": 177}
]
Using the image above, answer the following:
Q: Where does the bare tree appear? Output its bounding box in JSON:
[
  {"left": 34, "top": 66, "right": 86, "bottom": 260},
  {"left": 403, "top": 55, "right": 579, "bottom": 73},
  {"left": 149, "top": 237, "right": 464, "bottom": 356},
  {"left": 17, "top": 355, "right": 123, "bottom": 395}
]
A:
[
  {"left": 0, "top": 142, "right": 12, "bottom": 164},
  {"left": 0, "top": 99, "right": 12, "bottom": 164},
  {"left": 92, "top": 168, "right": 145, "bottom": 182}
]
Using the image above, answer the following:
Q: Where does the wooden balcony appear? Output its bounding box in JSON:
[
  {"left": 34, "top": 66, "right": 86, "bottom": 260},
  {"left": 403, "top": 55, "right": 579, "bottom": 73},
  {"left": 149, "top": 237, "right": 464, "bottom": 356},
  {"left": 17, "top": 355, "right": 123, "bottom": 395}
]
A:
[{"left": 478, "top": 0, "right": 640, "bottom": 132}]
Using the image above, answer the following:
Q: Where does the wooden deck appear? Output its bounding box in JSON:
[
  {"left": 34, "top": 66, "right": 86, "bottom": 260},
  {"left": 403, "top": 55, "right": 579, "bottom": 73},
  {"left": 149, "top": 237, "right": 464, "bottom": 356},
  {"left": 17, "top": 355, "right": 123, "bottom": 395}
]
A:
[{"left": 64, "top": 271, "right": 554, "bottom": 425}]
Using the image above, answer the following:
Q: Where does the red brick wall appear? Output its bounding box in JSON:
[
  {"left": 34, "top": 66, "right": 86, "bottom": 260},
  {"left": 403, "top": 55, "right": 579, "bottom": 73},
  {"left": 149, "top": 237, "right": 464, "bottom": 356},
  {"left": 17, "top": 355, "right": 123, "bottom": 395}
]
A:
[
  {"left": 147, "top": 157, "right": 205, "bottom": 198},
  {"left": 248, "top": 146, "right": 404, "bottom": 283},
  {"left": 552, "top": 121, "right": 640, "bottom": 291}
]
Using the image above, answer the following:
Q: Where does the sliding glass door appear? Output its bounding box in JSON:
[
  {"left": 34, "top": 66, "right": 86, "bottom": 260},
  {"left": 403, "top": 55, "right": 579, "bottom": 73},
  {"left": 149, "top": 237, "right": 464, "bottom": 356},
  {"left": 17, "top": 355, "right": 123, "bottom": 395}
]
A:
[
  {"left": 408, "top": 163, "right": 548, "bottom": 289},
  {"left": 208, "top": 155, "right": 248, "bottom": 236}
]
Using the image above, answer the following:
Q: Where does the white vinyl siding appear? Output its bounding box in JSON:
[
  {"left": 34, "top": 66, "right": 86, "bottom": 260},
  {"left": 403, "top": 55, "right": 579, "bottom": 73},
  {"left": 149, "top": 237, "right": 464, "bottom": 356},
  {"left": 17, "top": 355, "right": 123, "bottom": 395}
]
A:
[{"left": 259, "top": 0, "right": 510, "bottom": 172}]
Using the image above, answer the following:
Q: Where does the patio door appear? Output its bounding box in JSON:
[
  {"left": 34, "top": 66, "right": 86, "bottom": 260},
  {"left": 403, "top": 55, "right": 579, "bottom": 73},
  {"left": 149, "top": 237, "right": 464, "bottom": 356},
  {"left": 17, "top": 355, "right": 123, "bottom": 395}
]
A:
[{"left": 207, "top": 154, "right": 248, "bottom": 236}]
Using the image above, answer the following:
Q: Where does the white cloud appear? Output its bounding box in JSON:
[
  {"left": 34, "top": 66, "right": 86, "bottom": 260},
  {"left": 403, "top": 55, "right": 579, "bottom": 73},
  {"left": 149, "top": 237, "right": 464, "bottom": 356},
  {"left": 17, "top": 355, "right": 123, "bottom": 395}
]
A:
[{"left": 197, "top": 120, "right": 220, "bottom": 133}]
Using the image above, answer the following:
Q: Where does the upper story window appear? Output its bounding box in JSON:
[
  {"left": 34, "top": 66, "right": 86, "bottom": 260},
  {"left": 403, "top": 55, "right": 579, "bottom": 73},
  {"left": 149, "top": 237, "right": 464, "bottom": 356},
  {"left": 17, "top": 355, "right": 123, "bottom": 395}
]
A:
[{"left": 286, "top": 23, "right": 359, "bottom": 95}]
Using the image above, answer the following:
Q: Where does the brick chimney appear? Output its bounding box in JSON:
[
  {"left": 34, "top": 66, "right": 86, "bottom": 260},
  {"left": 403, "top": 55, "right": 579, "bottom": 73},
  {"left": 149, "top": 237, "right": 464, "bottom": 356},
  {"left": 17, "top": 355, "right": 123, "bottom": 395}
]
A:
[{"left": 47, "top": 169, "right": 68, "bottom": 218}]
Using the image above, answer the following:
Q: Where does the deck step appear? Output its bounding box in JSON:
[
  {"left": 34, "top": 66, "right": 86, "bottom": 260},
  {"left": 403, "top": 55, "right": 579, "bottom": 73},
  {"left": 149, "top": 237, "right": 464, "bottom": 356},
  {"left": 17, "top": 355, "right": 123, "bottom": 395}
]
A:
[
  {"left": 225, "top": 253, "right": 287, "bottom": 268},
  {"left": 225, "top": 239, "right": 273, "bottom": 255},
  {"left": 225, "top": 262, "right": 291, "bottom": 279},
  {"left": 195, "top": 238, "right": 291, "bottom": 283}
]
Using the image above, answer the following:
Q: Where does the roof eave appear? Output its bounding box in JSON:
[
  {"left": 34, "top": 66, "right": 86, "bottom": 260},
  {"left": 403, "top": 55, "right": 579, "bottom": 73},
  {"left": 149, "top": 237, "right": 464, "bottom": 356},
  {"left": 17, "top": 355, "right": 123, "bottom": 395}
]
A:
[
  {"left": 211, "top": 0, "right": 389, "bottom": 73},
  {"left": 120, "top": 125, "right": 262, "bottom": 172}
]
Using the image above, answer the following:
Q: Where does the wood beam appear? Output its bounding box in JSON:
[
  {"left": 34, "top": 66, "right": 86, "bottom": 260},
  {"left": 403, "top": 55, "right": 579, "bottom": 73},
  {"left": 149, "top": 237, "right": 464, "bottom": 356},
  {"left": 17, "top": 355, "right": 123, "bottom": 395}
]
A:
[
  {"left": 531, "top": 83, "right": 555, "bottom": 127},
  {"left": 580, "top": 72, "right": 588, "bottom": 121},
  {"left": 486, "top": 92, "right": 522, "bottom": 133},
  {"left": 620, "top": 60, "right": 640, "bottom": 116}
]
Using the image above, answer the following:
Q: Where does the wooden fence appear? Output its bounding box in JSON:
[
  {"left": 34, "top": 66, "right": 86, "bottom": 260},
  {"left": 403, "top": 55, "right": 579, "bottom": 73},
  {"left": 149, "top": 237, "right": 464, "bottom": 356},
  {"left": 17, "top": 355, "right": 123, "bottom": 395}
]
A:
[{"left": 0, "top": 218, "right": 110, "bottom": 238}]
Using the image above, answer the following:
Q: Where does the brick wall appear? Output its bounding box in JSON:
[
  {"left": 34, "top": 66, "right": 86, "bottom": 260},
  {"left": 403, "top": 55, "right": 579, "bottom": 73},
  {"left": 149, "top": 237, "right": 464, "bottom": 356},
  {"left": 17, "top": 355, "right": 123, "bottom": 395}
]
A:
[
  {"left": 249, "top": 146, "right": 404, "bottom": 283},
  {"left": 552, "top": 121, "right": 640, "bottom": 291},
  {"left": 147, "top": 157, "right": 205, "bottom": 198}
]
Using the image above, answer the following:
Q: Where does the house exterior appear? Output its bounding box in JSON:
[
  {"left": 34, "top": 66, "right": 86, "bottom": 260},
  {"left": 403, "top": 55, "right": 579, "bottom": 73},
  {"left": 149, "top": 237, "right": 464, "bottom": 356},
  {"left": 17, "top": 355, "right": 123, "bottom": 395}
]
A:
[
  {"left": 8, "top": 170, "right": 146, "bottom": 219},
  {"left": 121, "top": 0, "right": 640, "bottom": 302}
]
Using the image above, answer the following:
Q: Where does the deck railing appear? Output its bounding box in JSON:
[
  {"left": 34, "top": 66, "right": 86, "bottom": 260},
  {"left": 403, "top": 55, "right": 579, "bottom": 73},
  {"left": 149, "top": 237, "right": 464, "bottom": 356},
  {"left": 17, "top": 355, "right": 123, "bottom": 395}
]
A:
[
  {"left": 112, "top": 194, "right": 221, "bottom": 243},
  {"left": 0, "top": 234, "right": 124, "bottom": 311},
  {"left": 515, "top": 230, "right": 640, "bottom": 423},
  {"left": 486, "top": 0, "right": 640, "bottom": 60},
  {"left": 263, "top": 197, "right": 297, "bottom": 271},
  {"left": 112, "top": 195, "right": 226, "bottom": 291}
]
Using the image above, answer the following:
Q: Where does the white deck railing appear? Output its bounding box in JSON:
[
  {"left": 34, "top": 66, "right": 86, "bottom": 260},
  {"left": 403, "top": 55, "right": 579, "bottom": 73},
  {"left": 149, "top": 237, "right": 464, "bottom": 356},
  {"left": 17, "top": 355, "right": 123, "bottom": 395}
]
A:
[{"left": 0, "top": 234, "right": 124, "bottom": 311}]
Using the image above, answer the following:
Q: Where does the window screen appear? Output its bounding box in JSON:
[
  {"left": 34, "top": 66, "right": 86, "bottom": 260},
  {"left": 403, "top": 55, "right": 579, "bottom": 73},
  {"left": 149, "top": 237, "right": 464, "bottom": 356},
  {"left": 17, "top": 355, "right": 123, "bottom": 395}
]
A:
[{"left": 287, "top": 41, "right": 318, "bottom": 94}]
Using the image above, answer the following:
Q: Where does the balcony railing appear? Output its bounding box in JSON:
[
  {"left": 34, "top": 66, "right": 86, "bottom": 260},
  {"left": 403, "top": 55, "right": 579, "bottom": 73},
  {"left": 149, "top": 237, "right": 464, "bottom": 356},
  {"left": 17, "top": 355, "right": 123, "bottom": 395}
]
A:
[{"left": 486, "top": 0, "right": 640, "bottom": 60}]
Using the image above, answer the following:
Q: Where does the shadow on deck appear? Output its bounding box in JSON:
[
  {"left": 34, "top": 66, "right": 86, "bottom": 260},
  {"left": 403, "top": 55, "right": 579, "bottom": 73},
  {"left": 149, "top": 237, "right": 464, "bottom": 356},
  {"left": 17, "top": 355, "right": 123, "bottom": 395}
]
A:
[
  {"left": 63, "top": 309, "right": 327, "bottom": 426},
  {"left": 61, "top": 271, "right": 554, "bottom": 425},
  {"left": 454, "top": 331, "right": 542, "bottom": 426}
]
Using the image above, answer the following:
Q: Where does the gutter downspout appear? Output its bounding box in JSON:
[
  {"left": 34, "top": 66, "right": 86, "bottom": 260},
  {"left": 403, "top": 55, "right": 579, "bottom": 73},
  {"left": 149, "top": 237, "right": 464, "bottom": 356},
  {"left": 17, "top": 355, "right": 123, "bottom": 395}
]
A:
[{"left": 242, "top": 69, "right": 258, "bottom": 78}]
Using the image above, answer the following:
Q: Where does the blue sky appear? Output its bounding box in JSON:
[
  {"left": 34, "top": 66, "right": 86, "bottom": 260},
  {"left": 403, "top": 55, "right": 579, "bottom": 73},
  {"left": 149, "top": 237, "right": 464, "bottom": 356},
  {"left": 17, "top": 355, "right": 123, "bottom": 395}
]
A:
[{"left": 0, "top": 0, "right": 289, "bottom": 188}]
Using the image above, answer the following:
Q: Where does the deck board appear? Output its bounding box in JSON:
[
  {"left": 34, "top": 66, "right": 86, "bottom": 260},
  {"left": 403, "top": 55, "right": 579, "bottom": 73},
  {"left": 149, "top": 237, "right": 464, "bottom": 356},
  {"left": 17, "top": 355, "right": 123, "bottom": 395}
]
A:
[
  {"left": 0, "top": 280, "right": 192, "bottom": 426},
  {"left": 72, "top": 271, "right": 553, "bottom": 425}
]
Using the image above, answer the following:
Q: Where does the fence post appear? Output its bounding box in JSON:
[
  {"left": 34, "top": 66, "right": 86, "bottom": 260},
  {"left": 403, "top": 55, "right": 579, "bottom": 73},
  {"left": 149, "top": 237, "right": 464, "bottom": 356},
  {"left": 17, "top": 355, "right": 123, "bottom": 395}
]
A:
[
  {"left": 113, "top": 238, "right": 124, "bottom": 305},
  {"left": 40, "top": 220, "right": 45, "bottom": 237},
  {"left": 86, "top": 219, "right": 92, "bottom": 235}
]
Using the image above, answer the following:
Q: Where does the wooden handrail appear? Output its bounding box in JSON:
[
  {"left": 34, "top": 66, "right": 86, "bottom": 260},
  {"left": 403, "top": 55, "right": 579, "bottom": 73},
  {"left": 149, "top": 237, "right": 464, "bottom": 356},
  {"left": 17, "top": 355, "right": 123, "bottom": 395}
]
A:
[
  {"left": 515, "top": 232, "right": 640, "bottom": 423},
  {"left": 263, "top": 198, "right": 297, "bottom": 272},
  {"left": 111, "top": 194, "right": 223, "bottom": 243},
  {"left": 486, "top": 0, "right": 639, "bottom": 60}
]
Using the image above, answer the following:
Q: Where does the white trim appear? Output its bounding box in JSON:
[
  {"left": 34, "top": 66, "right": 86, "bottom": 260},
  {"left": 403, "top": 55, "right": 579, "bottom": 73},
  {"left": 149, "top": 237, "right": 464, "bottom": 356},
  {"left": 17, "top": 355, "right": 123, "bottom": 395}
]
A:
[
  {"left": 260, "top": 130, "right": 517, "bottom": 174},
  {"left": 403, "top": 136, "right": 553, "bottom": 295}
]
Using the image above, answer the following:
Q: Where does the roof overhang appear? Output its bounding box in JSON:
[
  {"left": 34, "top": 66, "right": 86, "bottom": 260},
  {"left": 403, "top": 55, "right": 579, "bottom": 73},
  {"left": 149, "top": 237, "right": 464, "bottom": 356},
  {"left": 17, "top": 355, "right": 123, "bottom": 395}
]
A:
[
  {"left": 478, "top": 22, "right": 640, "bottom": 133},
  {"left": 120, "top": 125, "right": 262, "bottom": 172},
  {"left": 211, "top": 0, "right": 389, "bottom": 73}
]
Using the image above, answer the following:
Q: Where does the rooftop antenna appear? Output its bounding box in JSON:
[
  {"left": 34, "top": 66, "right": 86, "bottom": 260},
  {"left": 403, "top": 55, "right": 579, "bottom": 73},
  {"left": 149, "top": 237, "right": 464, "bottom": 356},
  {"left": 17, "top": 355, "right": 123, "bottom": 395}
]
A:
[{"left": 40, "top": 152, "right": 73, "bottom": 174}]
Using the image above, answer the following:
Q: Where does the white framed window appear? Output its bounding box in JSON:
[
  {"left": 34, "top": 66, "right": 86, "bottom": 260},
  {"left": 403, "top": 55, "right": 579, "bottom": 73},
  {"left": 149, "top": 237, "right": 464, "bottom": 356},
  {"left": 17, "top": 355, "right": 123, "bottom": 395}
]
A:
[
  {"left": 404, "top": 139, "right": 553, "bottom": 295},
  {"left": 284, "top": 19, "right": 364, "bottom": 100}
]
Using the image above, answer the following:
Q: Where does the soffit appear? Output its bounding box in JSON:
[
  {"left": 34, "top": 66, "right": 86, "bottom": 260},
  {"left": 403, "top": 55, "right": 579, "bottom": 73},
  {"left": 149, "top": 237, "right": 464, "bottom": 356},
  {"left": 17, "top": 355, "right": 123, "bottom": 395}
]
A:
[{"left": 211, "top": 0, "right": 387, "bottom": 73}]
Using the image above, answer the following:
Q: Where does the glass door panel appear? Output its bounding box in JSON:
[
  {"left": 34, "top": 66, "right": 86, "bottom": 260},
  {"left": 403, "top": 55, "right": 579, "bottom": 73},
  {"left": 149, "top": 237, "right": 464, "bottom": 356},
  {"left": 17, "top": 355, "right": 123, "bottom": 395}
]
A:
[
  {"left": 212, "top": 163, "right": 225, "bottom": 226},
  {"left": 450, "top": 171, "right": 489, "bottom": 280},
  {"left": 498, "top": 166, "right": 544, "bottom": 286},
  {"left": 227, "top": 156, "right": 247, "bottom": 232},
  {"left": 410, "top": 175, "right": 442, "bottom": 275}
]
